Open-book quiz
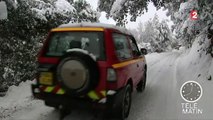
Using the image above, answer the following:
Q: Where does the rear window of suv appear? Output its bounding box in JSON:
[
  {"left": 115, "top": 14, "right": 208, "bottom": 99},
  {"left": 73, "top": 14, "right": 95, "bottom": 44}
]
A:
[{"left": 45, "top": 31, "right": 105, "bottom": 60}]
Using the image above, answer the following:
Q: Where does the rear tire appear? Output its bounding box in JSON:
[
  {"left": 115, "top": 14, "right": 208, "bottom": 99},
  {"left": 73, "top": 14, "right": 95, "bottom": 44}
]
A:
[{"left": 115, "top": 84, "right": 132, "bottom": 120}]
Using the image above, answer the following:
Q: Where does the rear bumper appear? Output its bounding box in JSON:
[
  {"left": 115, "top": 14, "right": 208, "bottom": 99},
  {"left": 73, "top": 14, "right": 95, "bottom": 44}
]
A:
[
  {"left": 32, "top": 84, "right": 99, "bottom": 107},
  {"left": 31, "top": 84, "right": 120, "bottom": 110}
]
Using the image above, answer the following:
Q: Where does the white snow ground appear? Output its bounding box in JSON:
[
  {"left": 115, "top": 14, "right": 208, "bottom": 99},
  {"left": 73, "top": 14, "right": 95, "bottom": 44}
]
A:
[{"left": 0, "top": 40, "right": 213, "bottom": 120}]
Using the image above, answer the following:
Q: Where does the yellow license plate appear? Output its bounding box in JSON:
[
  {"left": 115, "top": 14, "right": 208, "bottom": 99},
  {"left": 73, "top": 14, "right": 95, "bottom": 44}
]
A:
[{"left": 39, "top": 72, "right": 53, "bottom": 85}]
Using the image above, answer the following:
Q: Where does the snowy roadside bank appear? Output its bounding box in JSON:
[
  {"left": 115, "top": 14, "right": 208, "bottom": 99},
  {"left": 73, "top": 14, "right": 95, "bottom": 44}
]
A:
[
  {"left": 176, "top": 37, "right": 213, "bottom": 119},
  {"left": 0, "top": 81, "right": 54, "bottom": 120}
]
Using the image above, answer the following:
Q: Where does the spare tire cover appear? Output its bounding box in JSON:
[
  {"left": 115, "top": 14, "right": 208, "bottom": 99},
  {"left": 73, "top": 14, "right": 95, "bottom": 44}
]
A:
[{"left": 57, "top": 51, "right": 99, "bottom": 95}]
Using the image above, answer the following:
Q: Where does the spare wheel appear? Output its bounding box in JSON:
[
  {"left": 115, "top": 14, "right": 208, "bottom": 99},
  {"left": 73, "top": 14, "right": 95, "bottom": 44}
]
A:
[{"left": 57, "top": 51, "right": 99, "bottom": 95}]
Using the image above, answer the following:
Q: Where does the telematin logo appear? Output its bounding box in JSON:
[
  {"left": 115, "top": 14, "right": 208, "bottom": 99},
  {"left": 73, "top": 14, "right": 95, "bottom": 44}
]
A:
[
  {"left": 180, "top": 81, "right": 202, "bottom": 102},
  {"left": 180, "top": 81, "right": 203, "bottom": 114}
]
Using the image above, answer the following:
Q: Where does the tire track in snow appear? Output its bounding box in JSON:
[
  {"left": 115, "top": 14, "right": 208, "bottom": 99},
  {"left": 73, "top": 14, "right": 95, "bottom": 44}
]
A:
[{"left": 165, "top": 52, "right": 182, "bottom": 119}]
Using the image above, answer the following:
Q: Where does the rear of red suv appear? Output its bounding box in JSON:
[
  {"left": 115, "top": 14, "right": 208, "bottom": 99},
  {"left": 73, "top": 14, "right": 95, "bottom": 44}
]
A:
[{"left": 32, "top": 23, "right": 147, "bottom": 120}]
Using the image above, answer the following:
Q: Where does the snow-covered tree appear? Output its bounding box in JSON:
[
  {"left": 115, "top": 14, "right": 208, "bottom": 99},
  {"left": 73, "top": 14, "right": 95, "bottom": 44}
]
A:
[
  {"left": 134, "top": 15, "right": 176, "bottom": 53},
  {"left": 98, "top": 0, "right": 213, "bottom": 55},
  {"left": 98, "top": 0, "right": 163, "bottom": 26},
  {"left": 0, "top": 0, "right": 99, "bottom": 89},
  {"left": 73, "top": 0, "right": 99, "bottom": 23},
  {"left": 164, "top": 0, "right": 213, "bottom": 55}
]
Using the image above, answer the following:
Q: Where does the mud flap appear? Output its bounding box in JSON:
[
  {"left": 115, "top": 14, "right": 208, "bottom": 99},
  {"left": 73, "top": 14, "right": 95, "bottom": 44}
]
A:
[
  {"left": 59, "top": 105, "right": 71, "bottom": 120},
  {"left": 105, "top": 87, "right": 125, "bottom": 118},
  {"left": 31, "top": 84, "right": 41, "bottom": 99}
]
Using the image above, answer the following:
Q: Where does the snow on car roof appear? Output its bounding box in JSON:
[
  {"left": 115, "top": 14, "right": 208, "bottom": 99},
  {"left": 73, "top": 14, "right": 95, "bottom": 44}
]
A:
[{"left": 58, "top": 22, "right": 132, "bottom": 35}]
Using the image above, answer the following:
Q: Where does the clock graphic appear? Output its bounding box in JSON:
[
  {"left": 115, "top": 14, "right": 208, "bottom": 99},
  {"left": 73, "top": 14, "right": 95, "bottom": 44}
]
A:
[{"left": 180, "top": 81, "right": 203, "bottom": 103}]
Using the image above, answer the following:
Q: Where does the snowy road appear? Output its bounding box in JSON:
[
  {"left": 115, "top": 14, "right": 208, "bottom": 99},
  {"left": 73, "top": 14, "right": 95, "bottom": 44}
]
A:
[
  {"left": 129, "top": 52, "right": 181, "bottom": 120},
  {"left": 0, "top": 51, "right": 213, "bottom": 120}
]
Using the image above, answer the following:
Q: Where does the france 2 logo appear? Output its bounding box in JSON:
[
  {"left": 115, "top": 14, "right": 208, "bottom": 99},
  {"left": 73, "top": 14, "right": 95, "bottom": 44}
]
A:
[{"left": 190, "top": 10, "right": 198, "bottom": 20}]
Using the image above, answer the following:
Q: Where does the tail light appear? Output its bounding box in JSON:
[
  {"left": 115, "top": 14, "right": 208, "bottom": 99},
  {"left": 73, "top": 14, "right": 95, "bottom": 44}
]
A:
[{"left": 107, "top": 68, "right": 117, "bottom": 82}]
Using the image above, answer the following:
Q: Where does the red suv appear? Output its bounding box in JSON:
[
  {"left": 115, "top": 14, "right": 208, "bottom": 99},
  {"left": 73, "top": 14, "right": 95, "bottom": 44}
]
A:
[{"left": 32, "top": 23, "right": 147, "bottom": 120}]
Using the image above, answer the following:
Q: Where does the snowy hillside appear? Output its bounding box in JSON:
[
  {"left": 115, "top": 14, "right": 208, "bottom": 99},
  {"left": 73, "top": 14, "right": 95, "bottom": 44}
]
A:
[{"left": 0, "top": 44, "right": 212, "bottom": 119}]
